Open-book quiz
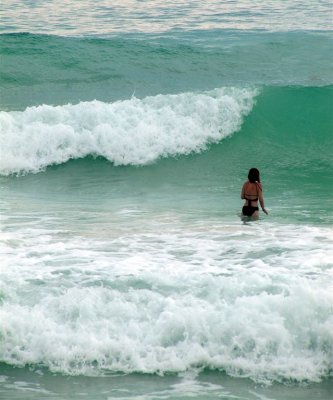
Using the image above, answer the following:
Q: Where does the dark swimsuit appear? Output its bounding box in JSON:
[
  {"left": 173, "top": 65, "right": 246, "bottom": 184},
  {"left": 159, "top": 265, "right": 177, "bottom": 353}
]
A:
[
  {"left": 242, "top": 199, "right": 259, "bottom": 217},
  {"left": 242, "top": 185, "right": 259, "bottom": 217}
]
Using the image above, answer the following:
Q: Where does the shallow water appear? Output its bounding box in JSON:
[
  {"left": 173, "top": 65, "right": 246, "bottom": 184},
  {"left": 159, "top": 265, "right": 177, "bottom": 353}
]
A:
[{"left": 1, "top": 365, "right": 333, "bottom": 400}]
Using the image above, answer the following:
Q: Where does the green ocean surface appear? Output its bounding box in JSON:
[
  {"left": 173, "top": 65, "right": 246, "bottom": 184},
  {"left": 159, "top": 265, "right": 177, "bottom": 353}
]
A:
[{"left": 0, "top": 1, "right": 332, "bottom": 399}]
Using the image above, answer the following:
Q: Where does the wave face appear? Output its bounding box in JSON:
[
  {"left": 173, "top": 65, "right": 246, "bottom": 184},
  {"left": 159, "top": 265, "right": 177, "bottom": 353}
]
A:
[
  {"left": 0, "top": 88, "right": 257, "bottom": 175},
  {"left": 1, "top": 85, "right": 332, "bottom": 182}
]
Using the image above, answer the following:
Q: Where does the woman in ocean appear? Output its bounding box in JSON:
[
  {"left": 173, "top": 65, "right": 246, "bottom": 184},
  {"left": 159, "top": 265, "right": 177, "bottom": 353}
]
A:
[{"left": 241, "top": 168, "right": 268, "bottom": 218}]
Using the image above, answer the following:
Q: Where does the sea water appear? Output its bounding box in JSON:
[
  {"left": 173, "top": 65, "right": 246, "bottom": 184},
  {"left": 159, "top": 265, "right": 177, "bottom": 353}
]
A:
[{"left": 0, "top": 1, "right": 332, "bottom": 399}]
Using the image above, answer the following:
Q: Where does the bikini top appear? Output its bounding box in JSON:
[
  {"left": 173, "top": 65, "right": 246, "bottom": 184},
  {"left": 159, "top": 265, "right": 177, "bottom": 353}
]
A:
[{"left": 244, "top": 196, "right": 258, "bottom": 206}]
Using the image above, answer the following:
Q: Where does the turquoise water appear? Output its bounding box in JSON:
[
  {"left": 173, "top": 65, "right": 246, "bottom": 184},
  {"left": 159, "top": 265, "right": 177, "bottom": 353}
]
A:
[
  {"left": 1, "top": 1, "right": 333, "bottom": 399},
  {"left": 1, "top": 32, "right": 332, "bottom": 110}
]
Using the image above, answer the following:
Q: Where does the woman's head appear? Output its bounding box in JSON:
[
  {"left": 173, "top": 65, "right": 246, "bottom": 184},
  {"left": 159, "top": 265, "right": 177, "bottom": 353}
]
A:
[{"left": 248, "top": 168, "right": 260, "bottom": 183}]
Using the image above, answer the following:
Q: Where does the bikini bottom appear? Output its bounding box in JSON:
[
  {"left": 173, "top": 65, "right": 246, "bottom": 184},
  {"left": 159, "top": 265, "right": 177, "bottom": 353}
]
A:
[{"left": 242, "top": 205, "right": 259, "bottom": 217}]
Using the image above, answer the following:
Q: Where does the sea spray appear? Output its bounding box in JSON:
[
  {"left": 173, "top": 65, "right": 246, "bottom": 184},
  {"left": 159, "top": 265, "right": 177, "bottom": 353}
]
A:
[{"left": 0, "top": 88, "right": 257, "bottom": 175}]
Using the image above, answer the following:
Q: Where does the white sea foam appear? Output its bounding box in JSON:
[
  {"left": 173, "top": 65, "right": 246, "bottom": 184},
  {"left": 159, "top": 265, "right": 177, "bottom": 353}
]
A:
[
  {"left": 0, "top": 216, "right": 332, "bottom": 383},
  {"left": 0, "top": 88, "right": 257, "bottom": 175}
]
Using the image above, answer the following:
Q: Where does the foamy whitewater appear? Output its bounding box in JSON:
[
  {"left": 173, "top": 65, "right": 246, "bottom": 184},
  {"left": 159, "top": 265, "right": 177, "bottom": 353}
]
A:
[
  {"left": 1, "top": 220, "right": 333, "bottom": 383},
  {"left": 1, "top": 1, "right": 333, "bottom": 400},
  {"left": 0, "top": 88, "right": 256, "bottom": 174}
]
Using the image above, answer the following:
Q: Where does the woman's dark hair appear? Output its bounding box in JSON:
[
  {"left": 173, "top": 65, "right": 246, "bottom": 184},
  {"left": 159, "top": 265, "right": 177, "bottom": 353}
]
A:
[{"left": 248, "top": 168, "right": 260, "bottom": 183}]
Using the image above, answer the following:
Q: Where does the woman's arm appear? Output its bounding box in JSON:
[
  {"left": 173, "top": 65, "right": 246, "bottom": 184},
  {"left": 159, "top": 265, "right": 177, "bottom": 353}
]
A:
[{"left": 257, "top": 183, "right": 268, "bottom": 214}]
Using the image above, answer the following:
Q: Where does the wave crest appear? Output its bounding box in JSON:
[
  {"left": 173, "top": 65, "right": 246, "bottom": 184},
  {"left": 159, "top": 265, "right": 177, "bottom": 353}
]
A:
[{"left": 0, "top": 88, "right": 257, "bottom": 175}]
